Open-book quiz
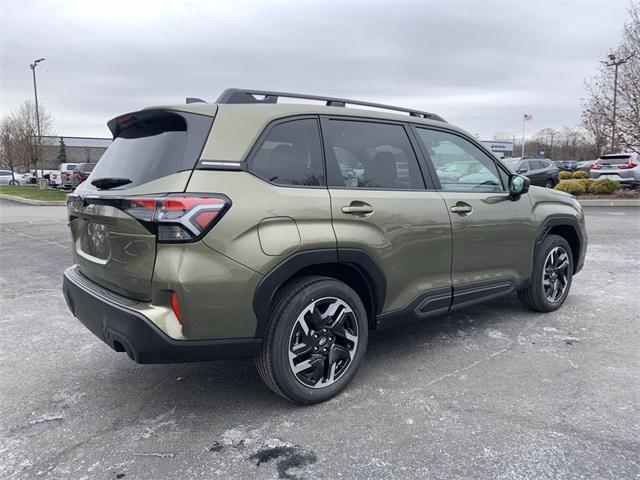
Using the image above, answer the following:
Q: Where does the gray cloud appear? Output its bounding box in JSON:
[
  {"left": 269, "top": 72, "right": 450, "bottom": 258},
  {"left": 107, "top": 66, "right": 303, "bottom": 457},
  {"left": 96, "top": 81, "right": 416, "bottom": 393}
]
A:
[{"left": 0, "top": 0, "right": 630, "bottom": 139}]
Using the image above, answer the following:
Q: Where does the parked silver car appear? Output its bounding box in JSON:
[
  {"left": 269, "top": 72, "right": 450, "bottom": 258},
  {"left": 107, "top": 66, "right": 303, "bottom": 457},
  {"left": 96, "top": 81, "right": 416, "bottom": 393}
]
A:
[
  {"left": 0, "top": 169, "right": 29, "bottom": 185},
  {"left": 590, "top": 153, "right": 639, "bottom": 188}
]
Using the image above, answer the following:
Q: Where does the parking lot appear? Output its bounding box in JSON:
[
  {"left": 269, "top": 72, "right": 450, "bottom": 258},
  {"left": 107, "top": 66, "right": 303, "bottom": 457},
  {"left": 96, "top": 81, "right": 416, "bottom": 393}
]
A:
[{"left": 0, "top": 199, "right": 638, "bottom": 480}]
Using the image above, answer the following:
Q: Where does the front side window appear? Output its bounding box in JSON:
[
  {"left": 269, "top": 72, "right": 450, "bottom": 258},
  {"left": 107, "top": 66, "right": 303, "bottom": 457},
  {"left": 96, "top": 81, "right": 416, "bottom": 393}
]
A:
[
  {"left": 416, "top": 128, "right": 504, "bottom": 192},
  {"left": 322, "top": 120, "right": 424, "bottom": 189},
  {"left": 250, "top": 118, "right": 324, "bottom": 186}
]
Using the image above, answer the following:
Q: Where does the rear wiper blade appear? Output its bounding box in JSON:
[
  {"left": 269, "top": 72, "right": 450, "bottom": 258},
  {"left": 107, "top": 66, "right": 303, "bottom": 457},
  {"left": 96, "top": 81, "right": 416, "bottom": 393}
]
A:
[{"left": 91, "top": 177, "right": 132, "bottom": 189}]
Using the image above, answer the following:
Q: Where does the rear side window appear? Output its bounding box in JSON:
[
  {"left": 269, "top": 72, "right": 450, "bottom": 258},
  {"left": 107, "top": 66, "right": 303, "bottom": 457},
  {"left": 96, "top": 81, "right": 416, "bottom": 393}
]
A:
[
  {"left": 92, "top": 111, "right": 213, "bottom": 188},
  {"left": 322, "top": 120, "right": 424, "bottom": 189},
  {"left": 250, "top": 118, "right": 324, "bottom": 186}
]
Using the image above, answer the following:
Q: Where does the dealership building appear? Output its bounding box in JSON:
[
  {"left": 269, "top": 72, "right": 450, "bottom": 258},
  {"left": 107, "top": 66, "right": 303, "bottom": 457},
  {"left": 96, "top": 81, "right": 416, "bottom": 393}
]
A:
[
  {"left": 39, "top": 136, "right": 112, "bottom": 169},
  {"left": 480, "top": 140, "right": 514, "bottom": 159}
]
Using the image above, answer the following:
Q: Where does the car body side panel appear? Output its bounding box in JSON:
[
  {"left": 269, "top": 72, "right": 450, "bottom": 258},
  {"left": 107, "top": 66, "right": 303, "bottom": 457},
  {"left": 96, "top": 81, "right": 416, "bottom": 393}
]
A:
[
  {"left": 185, "top": 170, "right": 336, "bottom": 274},
  {"left": 438, "top": 191, "right": 537, "bottom": 286},
  {"left": 328, "top": 189, "right": 452, "bottom": 312},
  {"left": 151, "top": 241, "right": 262, "bottom": 340}
]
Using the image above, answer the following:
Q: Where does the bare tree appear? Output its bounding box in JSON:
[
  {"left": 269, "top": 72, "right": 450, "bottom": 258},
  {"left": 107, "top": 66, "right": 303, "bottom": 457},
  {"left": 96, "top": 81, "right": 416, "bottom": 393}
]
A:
[
  {"left": 0, "top": 101, "right": 54, "bottom": 177},
  {"left": 582, "top": 1, "right": 640, "bottom": 153},
  {"left": 519, "top": 127, "right": 597, "bottom": 160}
]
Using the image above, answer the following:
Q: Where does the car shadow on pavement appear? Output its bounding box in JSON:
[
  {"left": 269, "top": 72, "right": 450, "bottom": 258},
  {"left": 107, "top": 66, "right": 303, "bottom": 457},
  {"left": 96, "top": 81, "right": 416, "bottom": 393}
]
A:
[{"left": 87, "top": 293, "right": 534, "bottom": 418}]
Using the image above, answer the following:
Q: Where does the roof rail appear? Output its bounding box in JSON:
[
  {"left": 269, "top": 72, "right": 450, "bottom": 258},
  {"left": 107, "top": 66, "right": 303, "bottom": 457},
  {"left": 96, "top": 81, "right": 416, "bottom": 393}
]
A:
[{"left": 215, "top": 88, "right": 446, "bottom": 122}]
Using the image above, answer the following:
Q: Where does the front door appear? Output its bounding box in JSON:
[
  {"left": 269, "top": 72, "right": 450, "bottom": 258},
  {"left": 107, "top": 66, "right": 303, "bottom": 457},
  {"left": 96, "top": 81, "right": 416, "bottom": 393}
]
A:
[
  {"left": 321, "top": 117, "right": 452, "bottom": 317},
  {"left": 413, "top": 127, "right": 537, "bottom": 308}
]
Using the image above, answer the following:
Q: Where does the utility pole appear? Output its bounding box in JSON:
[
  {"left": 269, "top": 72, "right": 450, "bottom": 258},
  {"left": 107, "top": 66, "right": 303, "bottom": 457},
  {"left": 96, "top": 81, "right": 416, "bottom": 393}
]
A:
[
  {"left": 550, "top": 131, "right": 556, "bottom": 161},
  {"left": 601, "top": 52, "right": 634, "bottom": 152},
  {"left": 29, "top": 58, "right": 45, "bottom": 184}
]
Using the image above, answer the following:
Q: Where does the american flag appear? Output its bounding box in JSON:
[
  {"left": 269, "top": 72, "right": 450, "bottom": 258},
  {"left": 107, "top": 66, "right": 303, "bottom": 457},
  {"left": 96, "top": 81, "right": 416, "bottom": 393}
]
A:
[{"left": 523, "top": 114, "right": 533, "bottom": 121}]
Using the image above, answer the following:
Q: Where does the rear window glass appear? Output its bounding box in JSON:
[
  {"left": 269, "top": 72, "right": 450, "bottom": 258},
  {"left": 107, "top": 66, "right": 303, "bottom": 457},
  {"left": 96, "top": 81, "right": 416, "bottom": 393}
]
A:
[
  {"left": 91, "top": 111, "right": 212, "bottom": 188},
  {"left": 597, "top": 155, "right": 631, "bottom": 165}
]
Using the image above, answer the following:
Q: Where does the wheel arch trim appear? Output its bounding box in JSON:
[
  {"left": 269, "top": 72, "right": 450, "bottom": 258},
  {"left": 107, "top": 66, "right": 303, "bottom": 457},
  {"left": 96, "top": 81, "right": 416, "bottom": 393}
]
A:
[
  {"left": 535, "top": 215, "right": 585, "bottom": 273},
  {"left": 252, "top": 248, "right": 386, "bottom": 336}
]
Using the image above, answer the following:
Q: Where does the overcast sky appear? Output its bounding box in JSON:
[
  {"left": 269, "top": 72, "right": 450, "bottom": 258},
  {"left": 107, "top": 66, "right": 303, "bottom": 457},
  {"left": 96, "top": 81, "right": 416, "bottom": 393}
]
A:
[{"left": 0, "top": 0, "right": 631, "bottom": 140}]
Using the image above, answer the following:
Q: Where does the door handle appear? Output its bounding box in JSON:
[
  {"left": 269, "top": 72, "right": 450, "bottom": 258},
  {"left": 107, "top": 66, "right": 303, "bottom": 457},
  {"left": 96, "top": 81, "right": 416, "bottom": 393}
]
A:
[
  {"left": 450, "top": 202, "right": 473, "bottom": 215},
  {"left": 342, "top": 202, "right": 373, "bottom": 214}
]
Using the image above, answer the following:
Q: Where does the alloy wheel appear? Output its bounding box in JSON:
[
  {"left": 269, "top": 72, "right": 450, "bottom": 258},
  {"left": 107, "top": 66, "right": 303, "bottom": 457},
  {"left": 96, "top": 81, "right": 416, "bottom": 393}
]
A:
[
  {"left": 542, "top": 247, "right": 570, "bottom": 302},
  {"left": 288, "top": 297, "right": 359, "bottom": 388}
]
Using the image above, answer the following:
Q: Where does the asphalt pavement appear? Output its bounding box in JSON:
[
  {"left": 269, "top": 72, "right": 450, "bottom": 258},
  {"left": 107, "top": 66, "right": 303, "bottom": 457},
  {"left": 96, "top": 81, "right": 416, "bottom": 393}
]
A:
[{"left": 1, "top": 198, "right": 638, "bottom": 480}]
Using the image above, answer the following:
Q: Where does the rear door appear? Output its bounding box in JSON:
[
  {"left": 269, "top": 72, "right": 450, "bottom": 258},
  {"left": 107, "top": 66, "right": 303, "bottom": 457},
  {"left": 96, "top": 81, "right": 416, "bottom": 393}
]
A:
[
  {"left": 68, "top": 109, "right": 215, "bottom": 300},
  {"left": 413, "top": 127, "right": 537, "bottom": 307},
  {"left": 321, "top": 117, "right": 452, "bottom": 316}
]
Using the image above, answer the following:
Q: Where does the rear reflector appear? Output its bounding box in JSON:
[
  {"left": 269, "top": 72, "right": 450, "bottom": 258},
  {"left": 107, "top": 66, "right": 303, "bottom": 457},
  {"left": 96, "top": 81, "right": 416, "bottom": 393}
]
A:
[
  {"left": 122, "top": 194, "right": 230, "bottom": 243},
  {"left": 170, "top": 291, "right": 183, "bottom": 324}
]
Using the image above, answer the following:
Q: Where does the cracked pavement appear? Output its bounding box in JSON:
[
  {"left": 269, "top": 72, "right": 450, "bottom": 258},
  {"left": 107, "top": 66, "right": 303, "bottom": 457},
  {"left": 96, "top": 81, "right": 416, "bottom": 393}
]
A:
[{"left": 0, "top": 199, "right": 638, "bottom": 479}]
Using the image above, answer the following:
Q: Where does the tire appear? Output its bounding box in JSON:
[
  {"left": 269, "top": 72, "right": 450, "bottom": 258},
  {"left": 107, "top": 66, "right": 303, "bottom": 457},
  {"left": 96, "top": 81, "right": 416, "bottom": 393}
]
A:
[
  {"left": 518, "top": 234, "right": 573, "bottom": 312},
  {"left": 8, "top": 179, "right": 18, "bottom": 186},
  {"left": 545, "top": 180, "right": 554, "bottom": 188},
  {"left": 256, "top": 276, "right": 368, "bottom": 404}
]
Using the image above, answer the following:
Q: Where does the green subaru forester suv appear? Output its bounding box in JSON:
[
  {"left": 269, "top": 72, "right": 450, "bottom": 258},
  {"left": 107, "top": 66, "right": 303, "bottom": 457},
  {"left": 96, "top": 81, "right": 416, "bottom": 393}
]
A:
[{"left": 63, "top": 89, "right": 587, "bottom": 404}]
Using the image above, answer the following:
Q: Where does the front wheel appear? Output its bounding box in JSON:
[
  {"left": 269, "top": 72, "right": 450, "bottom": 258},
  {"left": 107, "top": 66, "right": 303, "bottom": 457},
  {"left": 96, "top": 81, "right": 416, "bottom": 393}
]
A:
[
  {"left": 545, "top": 180, "right": 555, "bottom": 188},
  {"left": 518, "top": 234, "right": 573, "bottom": 312},
  {"left": 256, "top": 276, "right": 368, "bottom": 404}
]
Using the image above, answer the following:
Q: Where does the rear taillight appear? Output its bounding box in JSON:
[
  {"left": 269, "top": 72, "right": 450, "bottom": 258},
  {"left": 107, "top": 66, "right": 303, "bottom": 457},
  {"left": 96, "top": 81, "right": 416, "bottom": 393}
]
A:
[
  {"left": 591, "top": 165, "right": 601, "bottom": 170},
  {"left": 122, "top": 194, "right": 230, "bottom": 243},
  {"left": 619, "top": 162, "right": 637, "bottom": 169}
]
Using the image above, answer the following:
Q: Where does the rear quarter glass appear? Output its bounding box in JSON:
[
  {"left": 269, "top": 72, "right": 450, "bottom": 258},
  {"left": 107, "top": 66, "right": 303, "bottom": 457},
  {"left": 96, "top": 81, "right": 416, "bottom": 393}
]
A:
[{"left": 88, "top": 110, "right": 214, "bottom": 190}]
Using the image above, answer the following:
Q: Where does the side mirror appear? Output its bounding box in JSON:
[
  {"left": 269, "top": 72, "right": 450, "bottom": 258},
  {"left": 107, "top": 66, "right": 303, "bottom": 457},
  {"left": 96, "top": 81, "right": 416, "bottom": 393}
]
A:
[{"left": 509, "top": 175, "right": 530, "bottom": 200}]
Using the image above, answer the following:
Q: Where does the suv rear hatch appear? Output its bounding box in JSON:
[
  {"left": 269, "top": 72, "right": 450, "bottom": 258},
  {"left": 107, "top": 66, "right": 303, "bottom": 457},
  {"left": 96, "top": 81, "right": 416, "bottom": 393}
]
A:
[
  {"left": 68, "top": 108, "right": 217, "bottom": 301},
  {"left": 592, "top": 154, "right": 637, "bottom": 178}
]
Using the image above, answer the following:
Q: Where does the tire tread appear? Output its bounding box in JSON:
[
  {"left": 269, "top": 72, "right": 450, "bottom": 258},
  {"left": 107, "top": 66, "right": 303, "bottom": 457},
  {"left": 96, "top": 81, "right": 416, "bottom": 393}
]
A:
[{"left": 256, "top": 276, "right": 335, "bottom": 401}]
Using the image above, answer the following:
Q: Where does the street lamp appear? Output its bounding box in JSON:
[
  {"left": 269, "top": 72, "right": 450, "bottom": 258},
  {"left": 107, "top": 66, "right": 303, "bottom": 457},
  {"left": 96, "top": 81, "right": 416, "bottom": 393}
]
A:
[
  {"left": 601, "top": 52, "right": 635, "bottom": 152},
  {"left": 29, "top": 57, "right": 45, "bottom": 182}
]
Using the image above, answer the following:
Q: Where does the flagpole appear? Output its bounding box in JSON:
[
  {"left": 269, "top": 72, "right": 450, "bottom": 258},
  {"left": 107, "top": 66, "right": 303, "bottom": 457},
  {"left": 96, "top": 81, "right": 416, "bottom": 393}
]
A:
[{"left": 521, "top": 116, "right": 526, "bottom": 157}]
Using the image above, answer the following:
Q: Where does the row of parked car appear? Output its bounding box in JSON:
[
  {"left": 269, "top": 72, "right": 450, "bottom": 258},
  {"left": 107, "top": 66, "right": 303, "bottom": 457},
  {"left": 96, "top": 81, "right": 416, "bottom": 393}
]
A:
[
  {"left": 0, "top": 163, "right": 96, "bottom": 189},
  {"left": 49, "top": 163, "right": 96, "bottom": 189},
  {"left": 500, "top": 152, "right": 639, "bottom": 189}
]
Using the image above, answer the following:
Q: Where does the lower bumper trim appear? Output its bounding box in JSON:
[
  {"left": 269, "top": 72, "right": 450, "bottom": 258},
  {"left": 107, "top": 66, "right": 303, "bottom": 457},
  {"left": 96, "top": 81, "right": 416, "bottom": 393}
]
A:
[{"left": 62, "top": 266, "right": 262, "bottom": 364}]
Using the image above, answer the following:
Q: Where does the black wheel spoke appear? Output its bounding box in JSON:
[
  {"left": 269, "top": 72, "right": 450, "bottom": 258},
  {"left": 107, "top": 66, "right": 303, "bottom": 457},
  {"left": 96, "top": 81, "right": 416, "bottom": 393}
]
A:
[
  {"left": 542, "top": 247, "right": 570, "bottom": 303},
  {"left": 288, "top": 297, "right": 359, "bottom": 389}
]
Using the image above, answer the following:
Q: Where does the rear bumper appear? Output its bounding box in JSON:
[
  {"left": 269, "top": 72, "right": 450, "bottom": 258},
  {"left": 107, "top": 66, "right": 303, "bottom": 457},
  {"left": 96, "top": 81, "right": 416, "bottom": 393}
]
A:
[
  {"left": 589, "top": 172, "right": 638, "bottom": 184},
  {"left": 62, "top": 266, "right": 261, "bottom": 364}
]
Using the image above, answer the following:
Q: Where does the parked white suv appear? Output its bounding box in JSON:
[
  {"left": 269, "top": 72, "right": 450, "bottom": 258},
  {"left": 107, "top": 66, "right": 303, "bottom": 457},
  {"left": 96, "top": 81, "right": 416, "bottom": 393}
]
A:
[
  {"left": 50, "top": 163, "right": 78, "bottom": 188},
  {"left": 590, "top": 153, "right": 639, "bottom": 188}
]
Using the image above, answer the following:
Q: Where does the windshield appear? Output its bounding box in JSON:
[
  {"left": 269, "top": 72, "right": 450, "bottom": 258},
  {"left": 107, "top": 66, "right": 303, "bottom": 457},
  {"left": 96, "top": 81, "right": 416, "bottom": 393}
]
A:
[{"left": 502, "top": 159, "right": 519, "bottom": 170}]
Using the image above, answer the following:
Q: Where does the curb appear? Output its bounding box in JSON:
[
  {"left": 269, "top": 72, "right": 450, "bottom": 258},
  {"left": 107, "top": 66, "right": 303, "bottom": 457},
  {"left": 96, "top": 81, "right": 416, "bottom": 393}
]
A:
[
  {"left": 578, "top": 199, "right": 640, "bottom": 207},
  {"left": 0, "top": 193, "right": 67, "bottom": 206}
]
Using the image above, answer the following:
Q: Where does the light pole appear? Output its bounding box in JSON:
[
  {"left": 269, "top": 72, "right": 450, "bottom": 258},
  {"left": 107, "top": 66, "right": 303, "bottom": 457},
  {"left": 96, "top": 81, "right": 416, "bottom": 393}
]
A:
[
  {"left": 549, "top": 131, "right": 556, "bottom": 161},
  {"left": 29, "top": 57, "right": 45, "bottom": 182},
  {"left": 601, "top": 52, "right": 634, "bottom": 152}
]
